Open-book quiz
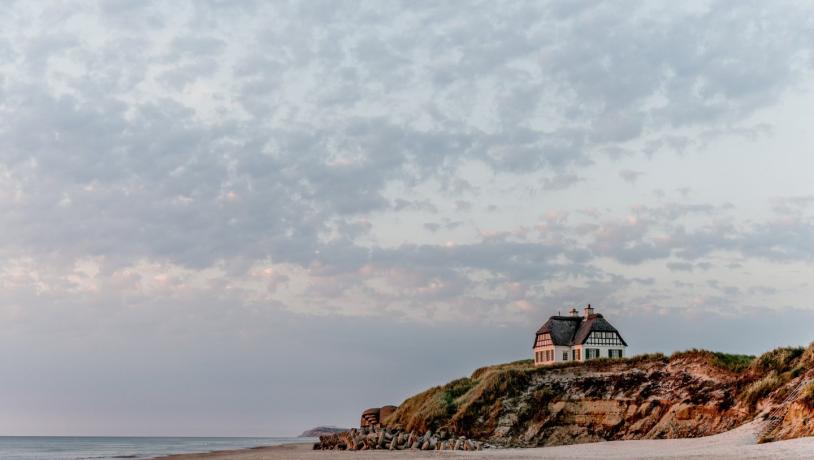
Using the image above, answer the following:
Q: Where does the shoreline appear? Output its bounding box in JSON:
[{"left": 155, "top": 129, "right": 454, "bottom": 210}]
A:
[
  {"left": 153, "top": 443, "right": 311, "bottom": 459},
  {"left": 146, "top": 421, "right": 814, "bottom": 459}
]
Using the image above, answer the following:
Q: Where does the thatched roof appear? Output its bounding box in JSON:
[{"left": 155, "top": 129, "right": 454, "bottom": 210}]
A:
[
  {"left": 534, "top": 313, "right": 627, "bottom": 347},
  {"left": 535, "top": 316, "right": 582, "bottom": 346}
]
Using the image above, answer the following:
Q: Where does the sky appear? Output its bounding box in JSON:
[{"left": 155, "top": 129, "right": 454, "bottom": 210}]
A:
[{"left": 1, "top": 0, "right": 814, "bottom": 437}]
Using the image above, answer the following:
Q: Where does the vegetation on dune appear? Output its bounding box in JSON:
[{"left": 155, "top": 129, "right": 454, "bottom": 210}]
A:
[
  {"left": 623, "top": 352, "right": 668, "bottom": 365},
  {"left": 749, "top": 346, "right": 805, "bottom": 374},
  {"left": 711, "top": 352, "right": 756, "bottom": 372},
  {"left": 383, "top": 343, "right": 814, "bottom": 446},
  {"left": 470, "top": 359, "right": 533, "bottom": 380},
  {"left": 801, "top": 382, "right": 814, "bottom": 409},
  {"left": 670, "top": 349, "right": 756, "bottom": 373},
  {"left": 452, "top": 367, "right": 533, "bottom": 436},
  {"left": 743, "top": 372, "right": 786, "bottom": 409},
  {"left": 386, "top": 352, "right": 670, "bottom": 435},
  {"left": 383, "top": 377, "right": 476, "bottom": 432}
]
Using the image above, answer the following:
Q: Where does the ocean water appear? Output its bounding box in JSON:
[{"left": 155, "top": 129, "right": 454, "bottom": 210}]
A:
[{"left": 0, "top": 436, "right": 312, "bottom": 460}]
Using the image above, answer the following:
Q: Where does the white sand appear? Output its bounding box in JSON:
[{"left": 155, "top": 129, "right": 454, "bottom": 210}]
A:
[{"left": 160, "top": 421, "right": 814, "bottom": 459}]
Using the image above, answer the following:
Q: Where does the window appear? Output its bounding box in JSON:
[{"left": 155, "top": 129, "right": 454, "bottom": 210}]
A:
[
  {"left": 584, "top": 348, "right": 602, "bottom": 360},
  {"left": 608, "top": 349, "right": 624, "bottom": 359},
  {"left": 574, "top": 349, "right": 581, "bottom": 361},
  {"left": 562, "top": 351, "right": 568, "bottom": 361}
]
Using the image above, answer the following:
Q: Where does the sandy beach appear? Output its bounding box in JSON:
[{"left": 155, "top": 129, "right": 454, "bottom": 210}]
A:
[{"left": 158, "top": 422, "right": 814, "bottom": 460}]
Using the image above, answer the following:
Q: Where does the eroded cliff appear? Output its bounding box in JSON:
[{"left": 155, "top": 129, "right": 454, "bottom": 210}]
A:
[{"left": 382, "top": 344, "right": 814, "bottom": 447}]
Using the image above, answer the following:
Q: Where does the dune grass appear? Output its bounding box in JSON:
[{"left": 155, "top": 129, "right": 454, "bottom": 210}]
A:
[
  {"left": 670, "top": 349, "right": 755, "bottom": 373},
  {"left": 801, "top": 382, "right": 814, "bottom": 409},
  {"left": 386, "top": 344, "right": 814, "bottom": 436}
]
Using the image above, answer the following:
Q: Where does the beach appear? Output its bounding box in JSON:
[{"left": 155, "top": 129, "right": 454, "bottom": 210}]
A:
[{"left": 158, "top": 422, "right": 814, "bottom": 460}]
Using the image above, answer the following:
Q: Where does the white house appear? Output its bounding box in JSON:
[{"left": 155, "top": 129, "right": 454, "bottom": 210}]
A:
[{"left": 533, "top": 304, "right": 627, "bottom": 366}]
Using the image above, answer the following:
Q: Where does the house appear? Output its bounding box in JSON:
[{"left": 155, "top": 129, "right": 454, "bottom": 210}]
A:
[{"left": 532, "top": 304, "right": 627, "bottom": 366}]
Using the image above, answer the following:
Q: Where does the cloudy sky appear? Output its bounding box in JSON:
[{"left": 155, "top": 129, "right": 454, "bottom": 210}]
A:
[{"left": 2, "top": 0, "right": 814, "bottom": 436}]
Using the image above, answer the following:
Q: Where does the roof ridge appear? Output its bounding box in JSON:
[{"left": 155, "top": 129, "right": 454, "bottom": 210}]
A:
[{"left": 535, "top": 313, "right": 627, "bottom": 347}]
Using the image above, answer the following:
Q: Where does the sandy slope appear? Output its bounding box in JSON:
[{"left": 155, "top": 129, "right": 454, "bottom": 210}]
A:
[{"left": 158, "top": 421, "right": 814, "bottom": 460}]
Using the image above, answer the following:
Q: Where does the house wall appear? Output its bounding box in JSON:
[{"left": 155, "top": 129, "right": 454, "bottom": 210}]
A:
[
  {"left": 533, "top": 326, "right": 628, "bottom": 365},
  {"left": 533, "top": 346, "right": 553, "bottom": 365},
  {"left": 533, "top": 345, "right": 576, "bottom": 366},
  {"left": 572, "top": 344, "right": 627, "bottom": 361},
  {"left": 554, "top": 346, "right": 572, "bottom": 363}
]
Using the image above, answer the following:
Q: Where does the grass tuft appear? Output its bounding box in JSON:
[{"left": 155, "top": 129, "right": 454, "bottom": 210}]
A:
[{"left": 742, "top": 372, "right": 785, "bottom": 409}]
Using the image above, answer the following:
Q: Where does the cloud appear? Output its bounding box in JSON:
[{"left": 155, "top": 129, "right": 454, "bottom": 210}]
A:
[
  {"left": 619, "top": 169, "right": 644, "bottom": 184},
  {"left": 1, "top": 0, "right": 814, "bottom": 435},
  {"left": 542, "top": 173, "right": 583, "bottom": 190}
]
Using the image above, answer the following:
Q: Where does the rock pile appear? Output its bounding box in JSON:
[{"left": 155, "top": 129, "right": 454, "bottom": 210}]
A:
[{"left": 314, "top": 426, "right": 490, "bottom": 451}]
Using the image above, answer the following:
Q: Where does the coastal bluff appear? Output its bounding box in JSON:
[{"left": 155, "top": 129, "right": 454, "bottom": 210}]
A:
[
  {"left": 298, "top": 426, "right": 350, "bottom": 438},
  {"left": 316, "top": 343, "right": 814, "bottom": 450}
]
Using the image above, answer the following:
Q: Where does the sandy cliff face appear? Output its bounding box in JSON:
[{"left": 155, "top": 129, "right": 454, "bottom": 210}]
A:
[{"left": 383, "top": 345, "right": 814, "bottom": 447}]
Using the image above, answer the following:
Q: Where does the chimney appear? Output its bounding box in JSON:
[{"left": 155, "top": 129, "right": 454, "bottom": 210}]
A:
[
  {"left": 569, "top": 307, "right": 579, "bottom": 317},
  {"left": 583, "top": 304, "right": 594, "bottom": 318}
]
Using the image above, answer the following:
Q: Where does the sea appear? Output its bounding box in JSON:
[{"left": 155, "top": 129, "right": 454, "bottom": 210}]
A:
[{"left": 0, "top": 436, "right": 313, "bottom": 460}]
